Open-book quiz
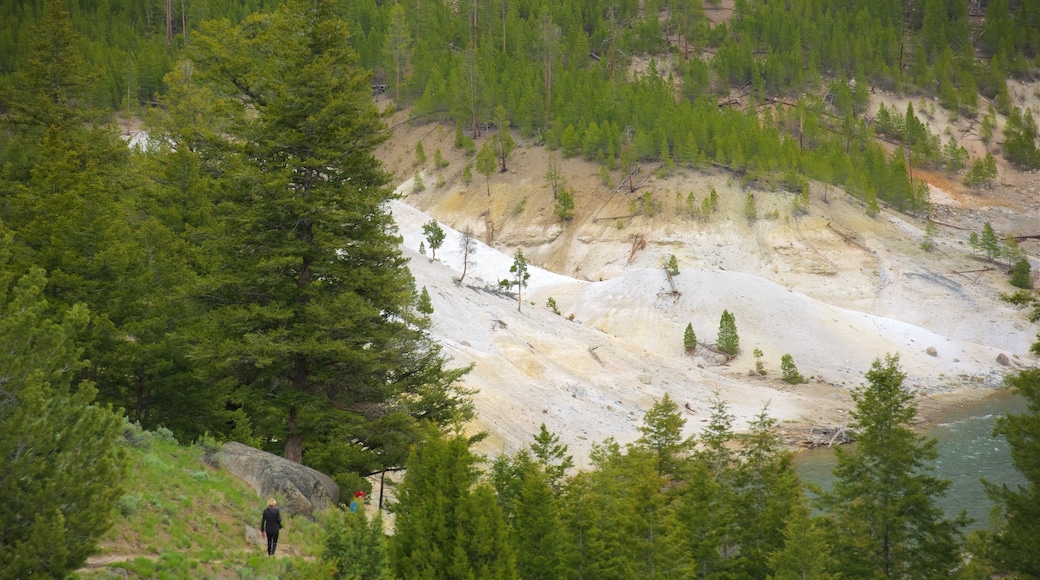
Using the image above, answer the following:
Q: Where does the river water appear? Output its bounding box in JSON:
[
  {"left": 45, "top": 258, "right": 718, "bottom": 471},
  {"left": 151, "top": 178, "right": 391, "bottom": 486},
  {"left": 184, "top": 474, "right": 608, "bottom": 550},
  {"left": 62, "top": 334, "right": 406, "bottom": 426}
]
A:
[{"left": 793, "top": 389, "right": 1028, "bottom": 532}]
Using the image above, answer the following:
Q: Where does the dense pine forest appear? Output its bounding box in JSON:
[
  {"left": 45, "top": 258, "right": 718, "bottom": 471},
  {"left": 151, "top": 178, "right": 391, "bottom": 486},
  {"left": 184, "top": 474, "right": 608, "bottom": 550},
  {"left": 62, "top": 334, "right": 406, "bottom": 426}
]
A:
[{"left": 2, "top": 0, "right": 1040, "bottom": 577}]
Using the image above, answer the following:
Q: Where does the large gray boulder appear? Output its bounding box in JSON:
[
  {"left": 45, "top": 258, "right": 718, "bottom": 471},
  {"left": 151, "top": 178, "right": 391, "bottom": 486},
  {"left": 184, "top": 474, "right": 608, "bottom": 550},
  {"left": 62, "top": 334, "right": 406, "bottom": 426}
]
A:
[{"left": 211, "top": 442, "right": 339, "bottom": 516}]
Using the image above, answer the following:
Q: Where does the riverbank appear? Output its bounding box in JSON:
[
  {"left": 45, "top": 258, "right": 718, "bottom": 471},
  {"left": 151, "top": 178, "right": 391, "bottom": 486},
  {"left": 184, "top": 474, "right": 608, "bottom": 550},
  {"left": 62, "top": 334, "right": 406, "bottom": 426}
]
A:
[{"left": 793, "top": 387, "right": 1027, "bottom": 531}]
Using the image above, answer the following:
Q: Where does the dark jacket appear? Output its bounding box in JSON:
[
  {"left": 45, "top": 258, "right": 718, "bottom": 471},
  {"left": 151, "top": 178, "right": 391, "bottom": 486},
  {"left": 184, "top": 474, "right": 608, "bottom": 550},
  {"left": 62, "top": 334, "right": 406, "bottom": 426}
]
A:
[{"left": 261, "top": 506, "right": 282, "bottom": 535}]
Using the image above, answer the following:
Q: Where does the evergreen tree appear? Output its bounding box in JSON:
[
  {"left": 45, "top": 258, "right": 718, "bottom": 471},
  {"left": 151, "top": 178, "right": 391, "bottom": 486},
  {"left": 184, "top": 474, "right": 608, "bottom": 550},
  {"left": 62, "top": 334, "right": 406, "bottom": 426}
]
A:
[
  {"left": 545, "top": 152, "right": 564, "bottom": 199},
  {"left": 717, "top": 309, "right": 740, "bottom": 355},
  {"left": 968, "top": 231, "right": 981, "bottom": 256},
  {"left": 634, "top": 393, "right": 695, "bottom": 476},
  {"left": 667, "top": 254, "right": 680, "bottom": 276},
  {"left": 707, "top": 187, "right": 720, "bottom": 213},
  {"left": 491, "top": 443, "right": 567, "bottom": 580},
  {"left": 491, "top": 448, "right": 536, "bottom": 526},
  {"left": 865, "top": 187, "right": 880, "bottom": 218},
  {"left": 0, "top": 0, "right": 96, "bottom": 134},
  {"left": 513, "top": 465, "right": 564, "bottom": 580},
  {"left": 390, "top": 426, "right": 517, "bottom": 579},
  {"left": 509, "top": 248, "right": 530, "bottom": 312},
  {"left": 1009, "top": 258, "right": 1033, "bottom": 290},
  {"left": 530, "top": 423, "right": 574, "bottom": 492},
  {"left": 983, "top": 369, "right": 1040, "bottom": 577},
  {"left": 683, "top": 323, "right": 697, "bottom": 352},
  {"left": 767, "top": 503, "right": 838, "bottom": 580},
  {"left": 754, "top": 347, "right": 767, "bottom": 375},
  {"left": 561, "top": 125, "right": 582, "bottom": 158},
  {"left": 1002, "top": 107, "right": 1040, "bottom": 169},
  {"left": 818, "top": 354, "right": 965, "bottom": 578},
  {"left": 321, "top": 507, "right": 392, "bottom": 580},
  {"left": 679, "top": 398, "right": 739, "bottom": 576},
  {"left": 423, "top": 219, "right": 446, "bottom": 262},
  {"left": 554, "top": 187, "right": 575, "bottom": 221},
  {"left": 169, "top": 0, "right": 473, "bottom": 475},
  {"left": 458, "top": 229, "right": 477, "bottom": 284},
  {"left": 384, "top": 3, "right": 411, "bottom": 105},
  {"left": 730, "top": 408, "right": 804, "bottom": 578},
  {"left": 964, "top": 152, "right": 998, "bottom": 189},
  {"left": 980, "top": 222, "right": 1001, "bottom": 261},
  {"left": 0, "top": 257, "right": 128, "bottom": 579},
  {"left": 493, "top": 104, "right": 516, "bottom": 172},
  {"left": 780, "top": 354, "right": 805, "bottom": 384},
  {"left": 415, "top": 140, "right": 427, "bottom": 167},
  {"left": 434, "top": 148, "right": 449, "bottom": 169},
  {"left": 561, "top": 439, "right": 694, "bottom": 579},
  {"left": 0, "top": 0, "right": 203, "bottom": 441},
  {"left": 920, "top": 219, "right": 938, "bottom": 252},
  {"left": 416, "top": 286, "right": 434, "bottom": 316},
  {"left": 477, "top": 140, "right": 497, "bottom": 195},
  {"left": 744, "top": 192, "right": 758, "bottom": 222}
]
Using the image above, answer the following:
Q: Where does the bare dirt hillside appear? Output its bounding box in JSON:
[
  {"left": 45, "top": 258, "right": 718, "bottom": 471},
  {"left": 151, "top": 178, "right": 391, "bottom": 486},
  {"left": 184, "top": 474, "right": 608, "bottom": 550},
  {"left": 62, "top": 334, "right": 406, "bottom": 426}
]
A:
[{"left": 376, "top": 91, "right": 1039, "bottom": 460}]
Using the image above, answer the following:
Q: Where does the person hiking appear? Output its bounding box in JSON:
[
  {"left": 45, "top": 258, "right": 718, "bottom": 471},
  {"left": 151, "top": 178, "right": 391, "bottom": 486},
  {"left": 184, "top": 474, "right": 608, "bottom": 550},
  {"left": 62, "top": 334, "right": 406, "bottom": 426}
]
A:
[
  {"left": 260, "top": 498, "right": 283, "bottom": 556},
  {"left": 349, "top": 490, "right": 366, "bottom": 513}
]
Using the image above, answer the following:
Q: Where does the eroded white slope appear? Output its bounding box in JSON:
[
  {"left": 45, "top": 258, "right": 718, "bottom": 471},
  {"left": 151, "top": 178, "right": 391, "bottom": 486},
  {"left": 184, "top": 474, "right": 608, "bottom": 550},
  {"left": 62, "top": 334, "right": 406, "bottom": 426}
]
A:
[{"left": 391, "top": 200, "right": 1019, "bottom": 459}]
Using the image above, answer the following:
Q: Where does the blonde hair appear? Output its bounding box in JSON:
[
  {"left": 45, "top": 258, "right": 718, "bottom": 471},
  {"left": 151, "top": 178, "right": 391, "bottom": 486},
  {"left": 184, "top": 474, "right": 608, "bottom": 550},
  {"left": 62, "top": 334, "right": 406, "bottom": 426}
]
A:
[{"left": 267, "top": 498, "right": 277, "bottom": 507}]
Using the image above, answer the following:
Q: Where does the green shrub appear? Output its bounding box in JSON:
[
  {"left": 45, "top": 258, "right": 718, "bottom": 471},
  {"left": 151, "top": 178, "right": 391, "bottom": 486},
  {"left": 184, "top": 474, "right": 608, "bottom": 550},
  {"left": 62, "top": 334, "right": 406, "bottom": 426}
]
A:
[
  {"left": 414, "top": 141, "right": 426, "bottom": 166},
  {"left": 642, "top": 192, "right": 655, "bottom": 216},
  {"left": 780, "top": 354, "right": 806, "bottom": 384},
  {"left": 1000, "top": 290, "right": 1034, "bottom": 306},
  {"left": 754, "top": 348, "right": 766, "bottom": 376},
  {"left": 554, "top": 188, "right": 575, "bottom": 220},
  {"left": 744, "top": 192, "right": 758, "bottom": 223},
  {"left": 1010, "top": 258, "right": 1033, "bottom": 289},
  {"left": 667, "top": 255, "right": 680, "bottom": 276},
  {"left": 122, "top": 418, "right": 152, "bottom": 448},
  {"left": 547, "top": 297, "right": 561, "bottom": 315},
  {"left": 154, "top": 427, "right": 178, "bottom": 445},
  {"left": 321, "top": 509, "right": 391, "bottom": 579},
  {"left": 434, "top": 148, "right": 449, "bottom": 168},
  {"left": 118, "top": 494, "right": 142, "bottom": 519}
]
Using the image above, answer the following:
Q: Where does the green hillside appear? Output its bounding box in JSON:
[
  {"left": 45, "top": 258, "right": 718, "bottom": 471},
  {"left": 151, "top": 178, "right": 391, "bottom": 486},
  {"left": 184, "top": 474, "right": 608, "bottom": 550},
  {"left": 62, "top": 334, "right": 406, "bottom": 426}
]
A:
[{"left": 76, "top": 423, "right": 328, "bottom": 579}]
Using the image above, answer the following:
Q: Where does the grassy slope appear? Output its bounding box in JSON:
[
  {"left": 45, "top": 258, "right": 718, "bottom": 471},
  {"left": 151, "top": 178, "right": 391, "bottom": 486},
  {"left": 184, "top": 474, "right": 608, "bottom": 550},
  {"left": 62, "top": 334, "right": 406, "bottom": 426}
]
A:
[{"left": 75, "top": 426, "right": 329, "bottom": 579}]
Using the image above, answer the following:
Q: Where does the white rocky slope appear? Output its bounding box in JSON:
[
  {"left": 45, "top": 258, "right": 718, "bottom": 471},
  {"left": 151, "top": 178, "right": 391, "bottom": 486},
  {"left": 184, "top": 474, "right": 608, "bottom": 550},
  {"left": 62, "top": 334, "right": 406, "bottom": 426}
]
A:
[
  {"left": 375, "top": 93, "right": 1038, "bottom": 461},
  {"left": 391, "top": 189, "right": 1033, "bottom": 461}
]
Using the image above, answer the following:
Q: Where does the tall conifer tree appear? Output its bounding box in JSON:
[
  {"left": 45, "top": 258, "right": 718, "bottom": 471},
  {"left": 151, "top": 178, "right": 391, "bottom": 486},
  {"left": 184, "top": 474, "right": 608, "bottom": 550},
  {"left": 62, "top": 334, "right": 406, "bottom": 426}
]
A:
[
  {"left": 391, "top": 427, "right": 517, "bottom": 578},
  {"left": 0, "top": 248, "right": 127, "bottom": 578},
  {"left": 717, "top": 309, "right": 739, "bottom": 355},
  {"left": 818, "top": 354, "right": 965, "bottom": 578},
  {"left": 983, "top": 369, "right": 1040, "bottom": 577},
  {"left": 170, "top": 0, "right": 473, "bottom": 474}
]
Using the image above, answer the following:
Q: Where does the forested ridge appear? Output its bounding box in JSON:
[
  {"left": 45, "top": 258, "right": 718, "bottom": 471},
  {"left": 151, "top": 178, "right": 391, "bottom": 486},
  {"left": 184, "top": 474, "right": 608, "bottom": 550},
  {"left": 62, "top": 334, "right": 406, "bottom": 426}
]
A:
[{"left": 1, "top": 0, "right": 1040, "bottom": 577}]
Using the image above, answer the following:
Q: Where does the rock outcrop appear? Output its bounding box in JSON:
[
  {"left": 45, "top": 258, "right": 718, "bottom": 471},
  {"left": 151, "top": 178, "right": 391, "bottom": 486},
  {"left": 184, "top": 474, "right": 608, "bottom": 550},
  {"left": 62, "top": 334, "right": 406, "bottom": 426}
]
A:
[{"left": 210, "top": 442, "right": 339, "bottom": 516}]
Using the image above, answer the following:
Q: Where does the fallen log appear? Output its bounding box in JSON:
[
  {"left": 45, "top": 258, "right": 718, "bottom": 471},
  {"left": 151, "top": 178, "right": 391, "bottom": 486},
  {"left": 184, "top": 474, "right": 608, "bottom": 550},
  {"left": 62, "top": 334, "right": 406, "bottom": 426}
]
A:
[
  {"left": 929, "top": 218, "right": 972, "bottom": 231},
  {"left": 828, "top": 424, "right": 849, "bottom": 448}
]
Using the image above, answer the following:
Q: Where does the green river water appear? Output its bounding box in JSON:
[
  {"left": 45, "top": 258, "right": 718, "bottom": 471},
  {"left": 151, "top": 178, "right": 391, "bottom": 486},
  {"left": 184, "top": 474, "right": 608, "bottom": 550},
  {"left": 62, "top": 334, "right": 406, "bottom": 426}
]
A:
[{"left": 792, "top": 389, "right": 1028, "bottom": 532}]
